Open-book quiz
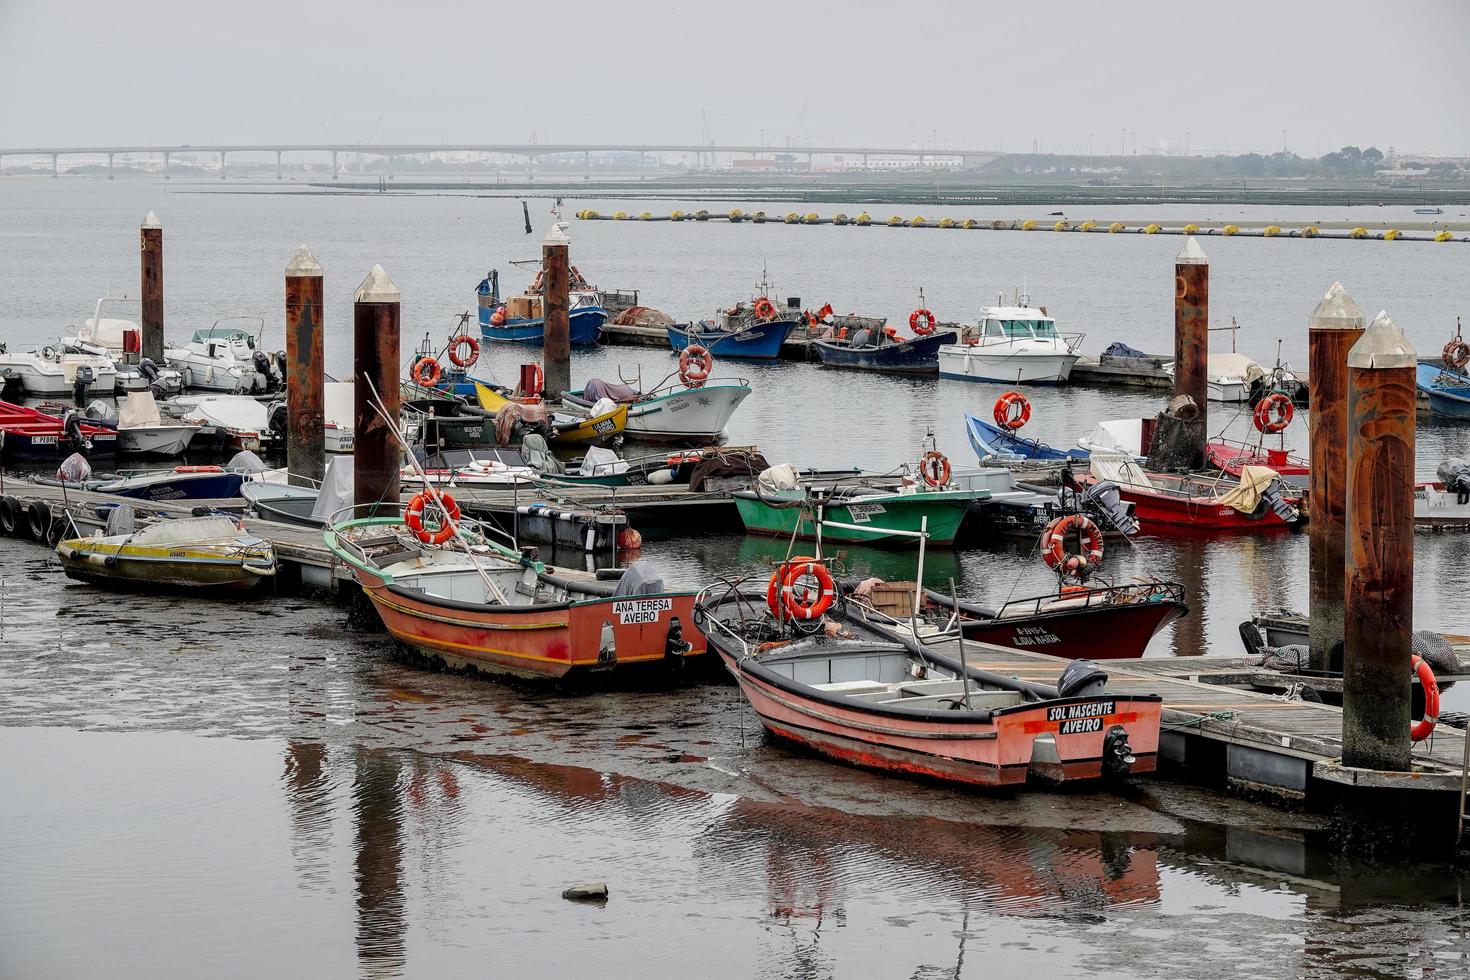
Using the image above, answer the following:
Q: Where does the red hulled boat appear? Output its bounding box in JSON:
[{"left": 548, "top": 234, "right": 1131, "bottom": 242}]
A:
[
  {"left": 1080, "top": 451, "right": 1302, "bottom": 531},
  {"left": 0, "top": 399, "right": 117, "bottom": 457},
  {"left": 1205, "top": 442, "right": 1309, "bottom": 488}
]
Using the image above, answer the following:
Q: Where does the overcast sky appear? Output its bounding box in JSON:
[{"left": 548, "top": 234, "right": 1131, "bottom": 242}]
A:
[{"left": 3, "top": 0, "right": 1467, "bottom": 157}]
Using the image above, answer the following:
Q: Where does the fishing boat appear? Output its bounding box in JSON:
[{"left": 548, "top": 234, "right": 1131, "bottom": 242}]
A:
[
  {"left": 1161, "top": 351, "right": 1272, "bottom": 403},
  {"left": 1417, "top": 362, "right": 1470, "bottom": 420},
  {"left": 733, "top": 453, "right": 983, "bottom": 547},
  {"left": 966, "top": 414, "right": 1087, "bottom": 462},
  {"left": 937, "top": 302, "right": 1082, "bottom": 385},
  {"left": 666, "top": 296, "right": 800, "bottom": 360},
  {"left": 1205, "top": 442, "right": 1309, "bottom": 487},
  {"left": 0, "top": 342, "right": 118, "bottom": 398},
  {"left": 241, "top": 455, "right": 353, "bottom": 528},
  {"left": 94, "top": 465, "right": 249, "bottom": 501},
  {"left": 325, "top": 506, "right": 707, "bottom": 682},
  {"left": 475, "top": 382, "right": 628, "bottom": 444},
  {"left": 476, "top": 266, "right": 606, "bottom": 346},
  {"left": 1079, "top": 451, "right": 1302, "bottom": 531},
  {"left": 55, "top": 514, "right": 275, "bottom": 591},
  {"left": 1415, "top": 207, "right": 1445, "bottom": 215},
  {"left": 0, "top": 400, "right": 118, "bottom": 457},
  {"left": 323, "top": 381, "right": 354, "bottom": 453},
  {"left": 812, "top": 311, "right": 958, "bottom": 374},
  {"left": 694, "top": 572, "right": 1161, "bottom": 787},
  {"left": 562, "top": 368, "right": 752, "bottom": 443}
]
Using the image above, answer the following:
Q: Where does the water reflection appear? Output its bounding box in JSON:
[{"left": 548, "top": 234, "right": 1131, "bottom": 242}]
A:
[
  {"left": 351, "top": 747, "right": 407, "bottom": 977},
  {"left": 283, "top": 741, "right": 333, "bottom": 891}
]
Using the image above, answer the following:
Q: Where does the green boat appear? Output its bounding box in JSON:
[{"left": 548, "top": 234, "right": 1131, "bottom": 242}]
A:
[{"left": 733, "top": 486, "right": 984, "bottom": 547}]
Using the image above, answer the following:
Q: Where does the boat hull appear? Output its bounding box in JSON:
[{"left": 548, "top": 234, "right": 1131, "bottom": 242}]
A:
[
  {"left": 98, "top": 470, "right": 248, "bottom": 501},
  {"left": 480, "top": 307, "right": 605, "bottom": 346},
  {"left": 116, "top": 425, "right": 198, "bottom": 456},
  {"left": 939, "top": 348, "right": 1079, "bottom": 384},
  {"left": 1415, "top": 483, "right": 1470, "bottom": 527},
  {"left": 1417, "top": 363, "right": 1470, "bottom": 420},
  {"left": 812, "top": 330, "right": 957, "bottom": 374},
  {"left": 622, "top": 385, "right": 751, "bottom": 441},
  {"left": 1118, "top": 485, "right": 1296, "bottom": 530},
  {"left": 1205, "top": 442, "right": 1309, "bottom": 488},
  {"left": 966, "top": 414, "right": 1087, "bottom": 461},
  {"left": 357, "top": 575, "right": 708, "bottom": 681},
  {"left": 56, "top": 542, "right": 274, "bottom": 591},
  {"left": 666, "top": 320, "right": 796, "bottom": 359},
  {"left": 956, "top": 599, "right": 1186, "bottom": 659},
  {"left": 734, "top": 491, "right": 972, "bottom": 546}
]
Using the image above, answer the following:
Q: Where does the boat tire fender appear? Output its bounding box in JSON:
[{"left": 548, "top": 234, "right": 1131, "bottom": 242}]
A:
[
  {"left": 0, "top": 496, "right": 19, "bottom": 536},
  {"left": 25, "top": 500, "right": 52, "bottom": 541}
]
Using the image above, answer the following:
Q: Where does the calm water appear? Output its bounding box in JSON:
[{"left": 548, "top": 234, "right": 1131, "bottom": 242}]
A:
[{"left": 4, "top": 178, "right": 1470, "bottom": 978}]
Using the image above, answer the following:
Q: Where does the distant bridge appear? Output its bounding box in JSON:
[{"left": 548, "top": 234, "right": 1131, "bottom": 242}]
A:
[{"left": 0, "top": 142, "right": 1000, "bottom": 178}]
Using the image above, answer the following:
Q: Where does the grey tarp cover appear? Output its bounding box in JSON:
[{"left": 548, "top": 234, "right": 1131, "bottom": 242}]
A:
[
  {"left": 310, "top": 455, "right": 355, "bottom": 525},
  {"left": 520, "top": 433, "right": 563, "bottom": 474},
  {"left": 611, "top": 558, "right": 666, "bottom": 597}
]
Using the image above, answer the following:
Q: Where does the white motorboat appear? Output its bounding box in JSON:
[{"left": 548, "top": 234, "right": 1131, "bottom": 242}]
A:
[
  {"left": 66, "top": 297, "right": 184, "bottom": 394},
  {"left": 175, "top": 394, "right": 273, "bottom": 452},
  {"left": 937, "top": 305, "right": 1082, "bottom": 385},
  {"left": 113, "top": 390, "right": 201, "bottom": 456},
  {"left": 1076, "top": 418, "right": 1151, "bottom": 459},
  {"left": 165, "top": 318, "right": 278, "bottom": 393},
  {"left": 1161, "top": 352, "right": 1278, "bottom": 403},
  {"left": 563, "top": 377, "right": 752, "bottom": 442},
  {"left": 324, "top": 381, "right": 355, "bottom": 453},
  {"left": 1417, "top": 461, "right": 1470, "bottom": 528},
  {"left": 0, "top": 341, "right": 117, "bottom": 397}
]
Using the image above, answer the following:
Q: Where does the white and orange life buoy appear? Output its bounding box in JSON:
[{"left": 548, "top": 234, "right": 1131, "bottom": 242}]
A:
[
  {"left": 404, "top": 491, "right": 461, "bottom": 545},
  {"left": 489, "top": 306, "right": 508, "bottom": 327},
  {"left": 766, "top": 559, "right": 835, "bottom": 621},
  {"left": 447, "top": 334, "right": 480, "bottom": 368},
  {"left": 920, "top": 450, "right": 951, "bottom": 488},
  {"left": 412, "top": 357, "right": 443, "bottom": 387},
  {"left": 1412, "top": 654, "right": 1440, "bottom": 742},
  {"left": 909, "top": 308, "right": 936, "bottom": 335},
  {"left": 993, "top": 391, "right": 1032, "bottom": 430},
  {"left": 753, "top": 296, "right": 778, "bottom": 321},
  {"left": 767, "top": 556, "right": 814, "bottom": 620},
  {"left": 1040, "top": 514, "right": 1104, "bottom": 575},
  {"left": 1253, "top": 393, "right": 1294, "bottom": 433},
  {"left": 679, "top": 344, "right": 713, "bottom": 389}
]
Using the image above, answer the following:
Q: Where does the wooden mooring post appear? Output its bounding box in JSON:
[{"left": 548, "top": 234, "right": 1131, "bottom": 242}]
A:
[
  {"left": 139, "top": 212, "right": 164, "bottom": 364},
  {"left": 1307, "top": 282, "right": 1365, "bottom": 673},
  {"left": 1341, "top": 311, "right": 1417, "bottom": 773},
  {"left": 353, "top": 265, "right": 401, "bottom": 518},
  {"left": 285, "top": 246, "right": 325, "bottom": 487},
  {"left": 1173, "top": 237, "right": 1209, "bottom": 451},
  {"left": 541, "top": 222, "right": 571, "bottom": 398}
]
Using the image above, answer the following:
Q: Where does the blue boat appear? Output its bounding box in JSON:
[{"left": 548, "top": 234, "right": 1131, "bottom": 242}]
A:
[
  {"left": 813, "top": 327, "right": 958, "bottom": 374},
  {"left": 1417, "top": 362, "right": 1470, "bottom": 420},
  {"left": 94, "top": 468, "right": 248, "bottom": 502},
  {"left": 965, "top": 414, "right": 1089, "bottom": 462},
  {"left": 475, "top": 268, "right": 606, "bottom": 347},
  {"left": 666, "top": 317, "right": 796, "bottom": 360}
]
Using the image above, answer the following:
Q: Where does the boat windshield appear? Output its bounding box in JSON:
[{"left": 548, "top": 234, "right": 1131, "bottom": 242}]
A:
[{"left": 984, "top": 318, "right": 1058, "bottom": 340}]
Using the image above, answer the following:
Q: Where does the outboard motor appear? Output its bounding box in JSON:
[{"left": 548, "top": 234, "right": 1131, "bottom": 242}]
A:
[
  {"left": 61, "top": 410, "right": 90, "bottom": 450},
  {"left": 274, "top": 351, "right": 288, "bottom": 389},
  {"left": 1259, "top": 478, "right": 1300, "bottom": 524},
  {"left": 252, "top": 350, "right": 273, "bottom": 393},
  {"left": 73, "top": 364, "right": 95, "bottom": 406},
  {"left": 138, "top": 357, "right": 160, "bottom": 384},
  {"left": 267, "top": 402, "right": 288, "bottom": 443},
  {"left": 1438, "top": 458, "right": 1470, "bottom": 504},
  {"left": 56, "top": 451, "right": 92, "bottom": 484},
  {"left": 1080, "top": 480, "right": 1139, "bottom": 536},
  {"left": 1057, "top": 659, "right": 1109, "bottom": 700},
  {"left": 104, "top": 502, "right": 136, "bottom": 536}
]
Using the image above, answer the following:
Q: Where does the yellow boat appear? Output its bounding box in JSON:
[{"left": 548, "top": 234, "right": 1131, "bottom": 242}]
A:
[
  {"left": 55, "top": 516, "right": 277, "bottom": 591},
  {"left": 474, "top": 382, "right": 627, "bottom": 444}
]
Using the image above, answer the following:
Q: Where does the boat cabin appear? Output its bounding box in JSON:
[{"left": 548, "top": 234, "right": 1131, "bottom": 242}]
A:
[{"left": 969, "top": 307, "right": 1063, "bottom": 347}]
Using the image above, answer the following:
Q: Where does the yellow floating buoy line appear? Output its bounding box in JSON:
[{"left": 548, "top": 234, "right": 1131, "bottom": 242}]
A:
[{"left": 573, "top": 210, "right": 1464, "bottom": 243}]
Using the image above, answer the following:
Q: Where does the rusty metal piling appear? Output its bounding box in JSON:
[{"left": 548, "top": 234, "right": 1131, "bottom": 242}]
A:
[
  {"left": 285, "top": 246, "right": 325, "bottom": 487},
  {"left": 1306, "top": 283, "right": 1365, "bottom": 673},
  {"left": 1172, "top": 236, "right": 1209, "bottom": 461},
  {"left": 139, "top": 211, "right": 164, "bottom": 363},
  {"left": 1341, "top": 311, "right": 1417, "bottom": 773},
  {"left": 541, "top": 222, "right": 571, "bottom": 398},
  {"left": 353, "top": 265, "right": 402, "bottom": 518}
]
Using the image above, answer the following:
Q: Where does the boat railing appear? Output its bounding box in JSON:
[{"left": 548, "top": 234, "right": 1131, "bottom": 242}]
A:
[
  {"left": 990, "top": 580, "right": 1185, "bottom": 620},
  {"left": 324, "top": 501, "right": 521, "bottom": 553},
  {"left": 1063, "top": 332, "right": 1086, "bottom": 354},
  {"left": 692, "top": 584, "right": 756, "bottom": 662}
]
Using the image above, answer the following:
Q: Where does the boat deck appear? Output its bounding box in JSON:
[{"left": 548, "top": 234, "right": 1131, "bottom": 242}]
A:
[{"left": 919, "top": 638, "right": 1470, "bottom": 793}]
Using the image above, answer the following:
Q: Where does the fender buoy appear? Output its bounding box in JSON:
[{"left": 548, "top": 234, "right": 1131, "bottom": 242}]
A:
[
  {"left": 993, "top": 391, "right": 1032, "bottom": 430},
  {"left": 678, "top": 344, "right": 713, "bottom": 389},
  {"left": 920, "top": 450, "right": 951, "bottom": 488},
  {"left": 1040, "top": 514, "right": 1104, "bottom": 575},
  {"left": 448, "top": 334, "right": 480, "bottom": 368},
  {"left": 412, "top": 357, "right": 443, "bottom": 387},
  {"left": 1444, "top": 337, "right": 1470, "bottom": 371},
  {"left": 1253, "top": 392, "right": 1294, "bottom": 434},
  {"left": 1412, "top": 654, "right": 1440, "bottom": 742},
  {"left": 404, "top": 491, "right": 461, "bottom": 545},
  {"left": 781, "top": 559, "right": 836, "bottom": 621},
  {"left": 489, "top": 306, "right": 508, "bottom": 327},
  {"left": 909, "top": 308, "right": 936, "bottom": 335},
  {"left": 753, "top": 297, "right": 777, "bottom": 321}
]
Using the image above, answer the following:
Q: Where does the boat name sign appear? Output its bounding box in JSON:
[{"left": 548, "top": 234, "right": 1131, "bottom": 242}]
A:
[
  {"left": 613, "top": 597, "right": 672, "bottom": 624},
  {"left": 846, "top": 503, "right": 886, "bottom": 523},
  {"left": 1011, "top": 625, "right": 1062, "bottom": 646},
  {"left": 1046, "top": 700, "right": 1117, "bottom": 735}
]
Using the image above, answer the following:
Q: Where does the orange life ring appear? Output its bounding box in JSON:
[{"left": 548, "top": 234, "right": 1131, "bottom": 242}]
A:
[
  {"left": 404, "top": 491, "right": 461, "bottom": 545},
  {"left": 173, "top": 465, "right": 224, "bottom": 473},
  {"left": 531, "top": 271, "right": 544, "bottom": 293},
  {"left": 920, "top": 450, "right": 951, "bottom": 487},
  {"left": 679, "top": 344, "right": 714, "bottom": 389},
  {"left": 447, "top": 334, "right": 480, "bottom": 368},
  {"left": 1253, "top": 393, "right": 1294, "bottom": 433},
  {"left": 781, "top": 559, "right": 836, "bottom": 621},
  {"left": 1412, "top": 654, "right": 1440, "bottom": 742},
  {"left": 993, "top": 391, "right": 1032, "bottom": 430},
  {"left": 524, "top": 363, "right": 544, "bottom": 396},
  {"left": 909, "top": 308, "right": 936, "bottom": 335},
  {"left": 412, "top": 357, "right": 443, "bottom": 387},
  {"left": 1443, "top": 337, "right": 1470, "bottom": 370},
  {"left": 489, "top": 306, "right": 508, "bottom": 327},
  {"left": 766, "top": 556, "right": 815, "bottom": 620},
  {"left": 1040, "top": 514, "right": 1104, "bottom": 575},
  {"left": 753, "top": 297, "right": 778, "bottom": 321}
]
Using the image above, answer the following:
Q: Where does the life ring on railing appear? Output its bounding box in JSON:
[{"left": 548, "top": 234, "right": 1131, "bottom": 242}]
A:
[
  {"left": 753, "top": 297, "right": 778, "bottom": 321},
  {"left": 1253, "top": 392, "right": 1294, "bottom": 434},
  {"left": 412, "top": 357, "right": 443, "bottom": 387},
  {"left": 920, "top": 450, "right": 951, "bottom": 487},
  {"left": 489, "top": 306, "right": 508, "bottom": 327},
  {"left": 1040, "top": 514, "right": 1104, "bottom": 575},
  {"left": 1412, "top": 654, "right": 1440, "bottom": 742},
  {"left": 1443, "top": 336, "right": 1470, "bottom": 371},
  {"left": 404, "top": 491, "right": 461, "bottom": 545},
  {"left": 993, "top": 391, "right": 1032, "bottom": 430},
  {"left": 678, "top": 344, "right": 713, "bottom": 389},
  {"left": 909, "top": 308, "right": 936, "bottom": 335},
  {"left": 523, "top": 363, "right": 544, "bottom": 397},
  {"left": 766, "top": 556, "right": 813, "bottom": 620},
  {"left": 781, "top": 559, "right": 836, "bottom": 621},
  {"left": 173, "top": 465, "right": 224, "bottom": 473},
  {"left": 448, "top": 334, "right": 480, "bottom": 368}
]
